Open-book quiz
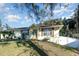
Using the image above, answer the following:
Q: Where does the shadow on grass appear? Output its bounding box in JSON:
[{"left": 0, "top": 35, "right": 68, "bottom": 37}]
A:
[
  {"left": 26, "top": 40, "right": 48, "bottom": 56},
  {"left": 16, "top": 40, "right": 48, "bottom": 56},
  {"left": 0, "top": 39, "right": 48, "bottom": 56},
  {"left": 16, "top": 39, "right": 27, "bottom": 47}
]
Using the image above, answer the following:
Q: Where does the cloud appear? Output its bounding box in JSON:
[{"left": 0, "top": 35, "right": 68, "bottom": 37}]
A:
[
  {"left": 24, "top": 16, "right": 32, "bottom": 23},
  {"left": 69, "top": 12, "right": 74, "bottom": 16},
  {"left": 6, "top": 15, "right": 20, "bottom": 22},
  {"left": 5, "top": 7, "right": 10, "bottom": 10},
  {"left": 0, "top": 4, "right": 11, "bottom": 15},
  {"left": 0, "top": 3, "right": 5, "bottom": 8},
  {"left": 53, "top": 6, "right": 66, "bottom": 13},
  {"left": 54, "top": 4, "right": 74, "bottom": 14},
  {"left": 24, "top": 13, "right": 35, "bottom": 20},
  {"left": 24, "top": 15, "right": 36, "bottom": 24},
  {"left": 53, "top": 5, "right": 74, "bottom": 19},
  {"left": 0, "top": 4, "right": 5, "bottom": 12},
  {"left": 54, "top": 6, "right": 73, "bottom": 14},
  {"left": 66, "top": 12, "right": 75, "bottom": 19},
  {"left": 24, "top": 16, "right": 29, "bottom": 20},
  {"left": 61, "top": 11, "right": 75, "bottom": 19}
]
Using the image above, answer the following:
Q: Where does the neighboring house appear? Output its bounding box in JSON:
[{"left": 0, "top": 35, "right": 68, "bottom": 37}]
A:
[
  {"left": 0, "top": 27, "right": 15, "bottom": 40},
  {"left": 0, "top": 27, "right": 29, "bottom": 40},
  {"left": 12, "top": 27, "right": 29, "bottom": 40},
  {"left": 0, "top": 26, "right": 10, "bottom": 39}
]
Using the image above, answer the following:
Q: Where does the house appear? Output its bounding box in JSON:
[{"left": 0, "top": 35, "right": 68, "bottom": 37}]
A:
[
  {"left": 29, "top": 24, "right": 63, "bottom": 40},
  {"left": 37, "top": 25, "right": 63, "bottom": 40}
]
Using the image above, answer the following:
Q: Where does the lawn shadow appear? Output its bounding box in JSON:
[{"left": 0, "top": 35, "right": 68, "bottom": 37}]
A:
[
  {"left": 16, "top": 39, "right": 48, "bottom": 56},
  {"left": 0, "top": 39, "right": 48, "bottom": 56},
  {"left": 26, "top": 40, "right": 48, "bottom": 56},
  {"left": 16, "top": 39, "right": 27, "bottom": 47}
]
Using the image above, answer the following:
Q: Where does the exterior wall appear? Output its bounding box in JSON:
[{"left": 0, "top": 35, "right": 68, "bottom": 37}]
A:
[
  {"left": 37, "top": 25, "right": 63, "bottom": 40},
  {"left": 49, "top": 36, "right": 79, "bottom": 48},
  {"left": 37, "top": 29, "right": 60, "bottom": 40},
  {"left": 52, "top": 30, "right": 54, "bottom": 37},
  {"left": 54, "top": 30, "right": 59, "bottom": 37}
]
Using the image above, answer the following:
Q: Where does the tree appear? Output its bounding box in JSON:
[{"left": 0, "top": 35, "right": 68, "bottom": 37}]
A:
[
  {"left": 0, "top": 19, "right": 2, "bottom": 28},
  {"left": 5, "top": 24, "right": 11, "bottom": 30},
  {"left": 30, "top": 24, "right": 38, "bottom": 38},
  {"left": 74, "top": 5, "right": 79, "bottom": 33},
  {"left": 44, "top": 3, "right": 57, "bottom": 17},
  {"left": 43, "top": 19, "right": 63, "bottom": 26},
  {"left": 30, "top": 24, "right": 38, "bottom": 30},
  {"left": 12, "top": 3, "right": 57, "bottom": 23}
]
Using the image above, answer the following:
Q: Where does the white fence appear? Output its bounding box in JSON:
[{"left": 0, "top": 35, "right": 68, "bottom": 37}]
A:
[{"left": 48, "top": 36, "right": 79, "bottom": 48}]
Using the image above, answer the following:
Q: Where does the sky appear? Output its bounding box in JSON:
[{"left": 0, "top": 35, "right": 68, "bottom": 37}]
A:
[{"left": 0, "top": 3, "right": 78, "bottom": 28}]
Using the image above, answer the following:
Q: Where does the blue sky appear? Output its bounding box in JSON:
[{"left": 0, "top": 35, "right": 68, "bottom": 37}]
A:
[{"left": 0, "top": 3, "right": 78, "bottom": 28}]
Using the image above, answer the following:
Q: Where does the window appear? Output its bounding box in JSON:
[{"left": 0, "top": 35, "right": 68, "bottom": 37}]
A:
[{"left": 43, "top": 28, "right": 52, "bottom": 36}]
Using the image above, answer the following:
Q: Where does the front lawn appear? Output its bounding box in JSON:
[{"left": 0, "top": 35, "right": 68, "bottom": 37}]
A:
[{"left": 0, "top": 41, "right": 39, "bottom": 56}]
